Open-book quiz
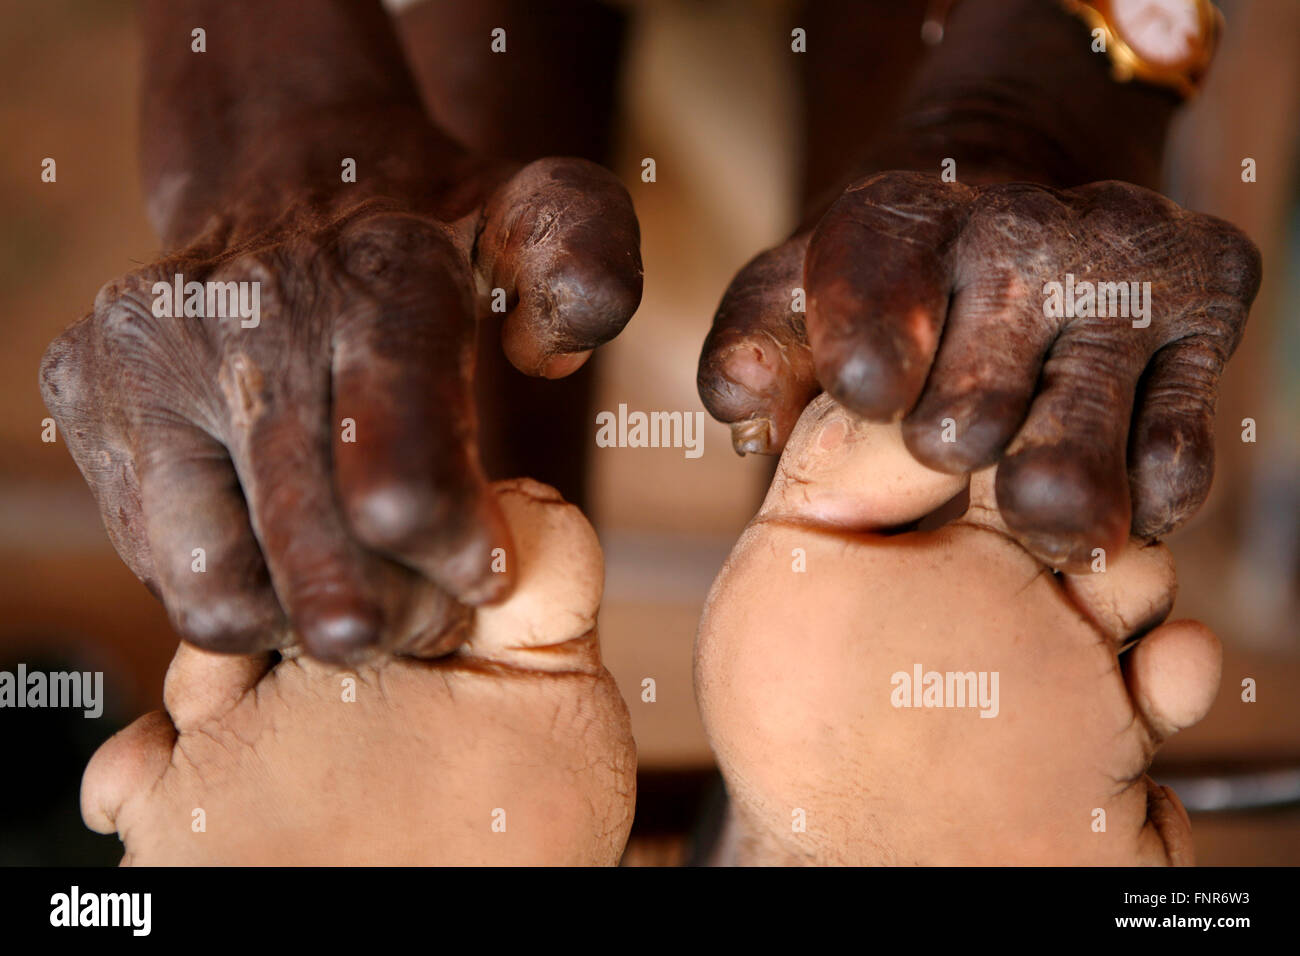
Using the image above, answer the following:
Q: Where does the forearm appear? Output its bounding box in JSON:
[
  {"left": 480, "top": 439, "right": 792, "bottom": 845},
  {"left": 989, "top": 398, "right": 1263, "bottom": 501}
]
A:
[
  {"left": 798, "top": 0, "right": 932, "bottom": 206},
  {"left": 859, "top": 0, "right": 1180, "bottom": 192},
  {"left": 138, "top": 0, "right": 461, "bottom": 246},
  {"left": 395, "top": 0, "right": 627, "bottom": 167}
]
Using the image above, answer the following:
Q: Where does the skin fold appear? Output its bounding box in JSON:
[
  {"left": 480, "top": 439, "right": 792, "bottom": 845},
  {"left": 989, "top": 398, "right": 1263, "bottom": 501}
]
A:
[
  {"left": 81, "top": 479, "right": 636, "bottom": 866},
  {"left": 38, "top": 1, "right": 643, "bottom": 663},
  {"left": 395, "top": 0, "right": 629, "bottom": 508},
  {"left": 696, "top": 394, "right": 1221, "bottom": 865}
]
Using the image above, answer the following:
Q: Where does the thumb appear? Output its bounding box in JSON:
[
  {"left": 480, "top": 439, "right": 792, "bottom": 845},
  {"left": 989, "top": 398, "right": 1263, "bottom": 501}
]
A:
[
  {"left": 696, "top": 235, "right": 820, "bottom": 455},
  {"left": 475, "top": 157, "right": 642, "bottom": 377}
]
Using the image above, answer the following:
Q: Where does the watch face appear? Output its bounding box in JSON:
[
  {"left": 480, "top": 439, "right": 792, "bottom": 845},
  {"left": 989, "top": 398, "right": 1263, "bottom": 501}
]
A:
[{"left": 1111, "top": 0, "right": 1203, "bottom": 66}]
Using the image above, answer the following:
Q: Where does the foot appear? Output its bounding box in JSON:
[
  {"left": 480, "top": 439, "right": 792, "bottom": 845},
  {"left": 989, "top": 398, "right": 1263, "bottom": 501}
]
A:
[
  {"left": 696, "top": 394, "right": 1219, "bottom": 865},
  {"left": 81, "top": 480, "right": 636, "bottom": 865}
]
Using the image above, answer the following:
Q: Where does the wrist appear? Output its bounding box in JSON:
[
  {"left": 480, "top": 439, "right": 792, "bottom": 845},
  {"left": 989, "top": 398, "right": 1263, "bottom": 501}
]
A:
[
  {"left": 857, "top": 0, "right": 1180, "bottom": 189},
  {"left": 139, "top": 0, "right": 473, "bottom": 246},
  {"left": 148, "top": 102, "right": 483, "bottom": 250}
]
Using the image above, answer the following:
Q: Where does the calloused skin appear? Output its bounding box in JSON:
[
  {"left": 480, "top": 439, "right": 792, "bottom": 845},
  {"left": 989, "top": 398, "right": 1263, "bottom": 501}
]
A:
[
  {"left": 696, "top": 394, "right": 1221, "bottom": 865},
  {"left": 81, "top": 479, "right": 636, "bottom": 866},
  {"left": 39, "top": 2, "right": 642, "bottom": 664}
]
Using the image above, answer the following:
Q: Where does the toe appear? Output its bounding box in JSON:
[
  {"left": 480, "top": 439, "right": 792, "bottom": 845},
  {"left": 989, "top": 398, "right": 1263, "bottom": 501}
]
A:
[
  {"left": 462, "top": 479, "right": 605, "bottom": 672},
  {"left": 81, "top": 710, "right": 176, "bottom": 836},
  {"left": 1125, "top": 619, "right": 1222, "bottom": 744},
  {"left": 759, "top": 394, "right": 967, "bottom": 530}
]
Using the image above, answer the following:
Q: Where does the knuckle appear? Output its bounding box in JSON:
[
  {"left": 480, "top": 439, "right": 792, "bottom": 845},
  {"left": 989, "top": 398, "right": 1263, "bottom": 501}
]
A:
[
  {"left": 1206, "top": 221, "right": 1263, "bottom": 305},
  {"left": 39, "top": 324, "right": 91, "bottom": 410},
  {"left": 965, "top": 184, "right": 1070, "bottom": 261},
  {"left": 94, "top": 269, "right": 176, "bottom": 345},
  {"left": 845, "top": 169, "right": 967, "bottom": 207},
  {"left": 719, "top": 240, "right": 808, "bottom": 317},
  {"left": 91, "top": 267, "right": 170, "bottom": 315},
  {"left": 1070, "top": 180, "right": 1178, "bottom": 225},
  {"left": 340, "top": 213, "right": 457, "bottom": 286},
  {"left": 507, "top": 156, "right": 631, "bottom": 219},
  {"left": 92, "top": 276, "right": 130, "bottom": 314},
  {"left": 95, "top": 266, "right": 175, "bottom": 329},
  {"left": 520, "top": 155, "right": 610, "bottom": 188}
]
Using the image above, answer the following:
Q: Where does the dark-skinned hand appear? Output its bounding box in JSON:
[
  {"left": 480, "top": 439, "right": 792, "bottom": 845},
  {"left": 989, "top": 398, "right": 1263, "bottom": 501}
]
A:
[
  {"left": 40, "top": 103, "right": 641, "bottom": 663},
  {"left": 698, "top": 170, "right": 1261, "bottom": 569}
]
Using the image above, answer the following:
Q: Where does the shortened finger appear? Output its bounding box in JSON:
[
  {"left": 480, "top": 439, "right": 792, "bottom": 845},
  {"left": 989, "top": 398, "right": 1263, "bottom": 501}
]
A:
[
  {"left": 475, "top": 157, "right": 643, "bottom": 376},
  {"left": 697, "top": 236, "right": 820, "bottom": 455}
]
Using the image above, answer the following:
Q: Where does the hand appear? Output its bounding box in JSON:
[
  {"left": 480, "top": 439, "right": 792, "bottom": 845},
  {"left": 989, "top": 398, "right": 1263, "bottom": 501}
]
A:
[
  {"left": 40, "top": 106, "right": 641, "bottom": 663},
  {"left": 81, "top": 479, "right": 635, "bottom": 865},
  {"left": 696, "top": 395, "right": 1220, "bottom": 864},
  {"left": 698, "top": 171, "right": 1260, "bottom": 570}
]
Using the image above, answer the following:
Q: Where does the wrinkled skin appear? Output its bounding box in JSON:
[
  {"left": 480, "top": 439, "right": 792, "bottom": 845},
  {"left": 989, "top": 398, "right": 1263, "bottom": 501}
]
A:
[
  {"left": 39, "top": 103, "right": 642, "bottom": 664},
  {"left": 696, "top": 395, "right": 1221, "bottom": 865},
  {"left": 82, "top": 479, "right": 636, "bottom": 865},
  {"left": 698, "top": 171, "right": 1261, "bottom": 571}
]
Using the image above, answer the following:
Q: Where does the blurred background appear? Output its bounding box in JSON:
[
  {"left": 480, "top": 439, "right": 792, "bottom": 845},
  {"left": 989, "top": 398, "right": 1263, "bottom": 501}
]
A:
[{"left": 1, "top": 0, "right": 1296, "bottom": 866}]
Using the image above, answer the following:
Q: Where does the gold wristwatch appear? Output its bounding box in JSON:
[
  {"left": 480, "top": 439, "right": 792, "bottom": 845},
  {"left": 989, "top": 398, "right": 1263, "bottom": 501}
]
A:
[{"left": 1060, "top": 0, "right": 1223, "bottom": 98}]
